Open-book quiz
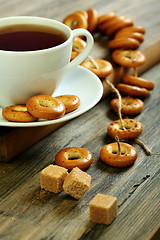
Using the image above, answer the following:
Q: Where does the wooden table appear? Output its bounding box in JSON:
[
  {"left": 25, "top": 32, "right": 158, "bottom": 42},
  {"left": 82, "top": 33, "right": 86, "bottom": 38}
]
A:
[{"left": 0, "top": 0, "right": 160, "bottom": 239}]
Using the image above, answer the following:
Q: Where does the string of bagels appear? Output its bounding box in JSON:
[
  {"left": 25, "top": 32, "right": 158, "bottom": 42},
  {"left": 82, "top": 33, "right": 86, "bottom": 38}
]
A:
[{"left": 60, "top": 8, "right": 154, "bottom": 167}]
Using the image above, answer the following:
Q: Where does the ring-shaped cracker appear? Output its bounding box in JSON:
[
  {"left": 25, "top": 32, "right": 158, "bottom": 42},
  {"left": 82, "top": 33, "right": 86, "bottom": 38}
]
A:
[
  {"left": 73, "top": 10, "right": 88, "bottom": 19},
  {"left": 87, "top": 8, "right": 98, "bottom": 33},
  {"left": 110, "top": 96, "right": 144, "bottom": 115},
  {"left": 55, "top": 147, "right": 93, "bottom": 170},
  {"left": 106, "top": 17, "right": 134, "bottom": 36},
  {"left": 123, "top": 75, "right": 154, "bottom": 90},
  {"left": 71, "top": 51, "right": 79, "bottom": 61},
  {"left": 63, "top": 12, "right": 88, "bottom": 29},
  {"left": 98, "top": 12, "right": 116, "bottom": 25},
  {"left": 81, "top": 59, "right": 113, "bottom": 78},
  {"left": 26, "top": 95, "right": 65, "bottom": 120},
  {"left": 115, "top": 32, "right": 144, "bottom": 43},
  {"left": 98, "top": 15, "right": 119, "bottom": 32},
  {"left": 100, "top": 142, "right": 138, "bottom": 167},
  {"left": 55, "top": 95, "right": 80, "bottom": 113},
  {"left": 107, "top": 118, "right": 143, "bottom": 139},
  {"left": 71, "top": 37, "right": 86, "bottom": 60},
  {"left": 117, "top": 83, "right": 149, "bottom": 98},
  {"left": 2, "top": 105, "right": 38, "bottom": 122},
  {"left": 116, "top": 26, "right": 146, "bottom": 35},
  {"left": 108, "top": 38, "right": 140, "bottom": 50},
  {"left": 112, "top": 50, "right": 146, "bottom": 67},
  {"left": 73, "top": 37, "right": 86, "bottom": 51}
]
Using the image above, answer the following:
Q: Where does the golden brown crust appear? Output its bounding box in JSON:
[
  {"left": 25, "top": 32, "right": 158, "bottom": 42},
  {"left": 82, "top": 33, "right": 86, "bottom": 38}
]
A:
[
  {"left": 2, "top": 104, "right": 38, "bottom": 122},
  {"left": 110, "top": 97, "right": 144, "bottom": 115},
  {"left": 26, "top": 95, "right": 65, "bottom": 120},
  {"left": 108, "top": 38, "right": 140, "bottom": 50},
  {"left": 115, "top": 32, "right": 144, "bottom": 43},
  {"left": 71, "top": 37, "right": 86, "bottom": 60},
  {"left": 112, "top": 50, "right": 146, "bottom": 67},
  {"left": 55, "top": 147, "right": 93, "bottom": 170},
  {"left": 117, "top": 83, "right": 149, "bottom": 98},
  {"left": 98, "top": 12, "right": 116, "bottom": 25},
  {"left": 63, "top": 12, "right": 88, "bottom": 29},
  {"left": 81, "top": 59, "right": 113, "bottom": 78},
  {"left": 98, "top": 15, "right": 119, "bottom": 32},
  {"left": 87, "top": 8, "right": 98, "bottom": 33},
  {"left": 100, "top": 142, "right": 138, "bottom": 167},
  {"left": 106, "top": 17, "right": 134, "bottom": 36},
  {"left": 55, "top": 94, "right": 80, "bottom": 113},
  {"left": 116, "top": 26, "right": 146, "bottom": 34},
  {"left": 107, "top": 118, "right": 143, "bottom": 139},
  {"left": 123, "top": 75, "right": 154, "bottom": 90}
]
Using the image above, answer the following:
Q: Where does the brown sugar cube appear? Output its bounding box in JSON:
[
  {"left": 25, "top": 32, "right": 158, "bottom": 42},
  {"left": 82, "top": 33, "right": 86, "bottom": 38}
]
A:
[
  {"left": 40, "top": 164, "right": 68, "bottom": 194},
  {"left": 63, "top": 167, "right": 91, "bottom": 199},
  {"left": 89, "top": 193, "right": 118, "bottom": 224}
]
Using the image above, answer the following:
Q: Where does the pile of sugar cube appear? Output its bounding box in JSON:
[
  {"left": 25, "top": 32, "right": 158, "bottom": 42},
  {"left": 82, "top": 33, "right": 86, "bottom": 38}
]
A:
[{"left": 40, "top": 164, "right": 117, "bottom": 225}]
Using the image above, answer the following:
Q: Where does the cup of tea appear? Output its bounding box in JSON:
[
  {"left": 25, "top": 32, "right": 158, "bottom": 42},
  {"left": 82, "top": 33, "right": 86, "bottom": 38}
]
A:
[{"left": 0, "top": 16, "right": 94, "bottom": 107}]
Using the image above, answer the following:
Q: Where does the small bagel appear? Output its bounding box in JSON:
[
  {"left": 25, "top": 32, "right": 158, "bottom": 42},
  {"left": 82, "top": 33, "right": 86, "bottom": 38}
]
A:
[
  {"left": 73, "top": 10, "right": 88, "bottom": 19},
  {"left": 26, "top": 95, "right": 65, "bottom": 120},
  {"left": 108, "top": 38, "right": 140, "bottom": 50},
  {"left": 116, "top": 26, "right": 146, "bottom": 35},
  {"left": 71, "top": 37, "right": 86, "bottom": 60},
  {"left": 98, "top": 12, "right": 116, "bottom": 25},
  {"left": 99, "top": 16, "right": 133, "bottom": 35},
  {"left": 71, "top": 51, "right": 79, "bottom": 61},
  {"left": 55, "top": 95, "right": 80, "bottom": 113},
  {"left": 87, "top": 8, "right": 98, "bottom": 33},
  {"left": 112, "top": 50, "right": 146, "bottom": 67},
  {"left": 123, "top": 75, "right": 154, "bottom": 90},
  {"left": 106, "top": 17, "right": 134, "bottom": 36},
  {"left": 73, "top": 37, "right": 86, "bottom": 51},
  {"left": 110, "top": 96, "right": 144, "bottom": 115},
  {"left": 98, "top": 12, "right": 116, "bottom": 24},
  {"left": 107, "top": 118, "right": 143, "bottom": 139},
  {"left": 117, "top": 83, "right": 149, "bottom": 98},
  {"left": 55, "top": 147, "right": 93, "bottom": 170},
  {"left": 100, "top": 142, "right": 138, "bottom": 167},
  {"left": 98, "top": 15, "right": 119, "bottom": 32},
  {"left": 2, "top": 105, "right": 38, "bottom": 122},
  {"left": 81, "top": 59, "right": 113, "bottom": 78},
  {"left": 63, "top": 12, "right": 88, "bottom": 30},
  {"left": 115, "top": 32, "right": 144, "bottom": 43}
]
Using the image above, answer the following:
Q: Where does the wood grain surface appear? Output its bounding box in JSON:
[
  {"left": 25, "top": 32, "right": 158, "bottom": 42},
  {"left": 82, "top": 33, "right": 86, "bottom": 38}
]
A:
[
  {"left": 0, "top": 0, "right": 160, "bottom": 162},
  {"left": 0, "top": 0, "right": 160, "bottom": 239}
]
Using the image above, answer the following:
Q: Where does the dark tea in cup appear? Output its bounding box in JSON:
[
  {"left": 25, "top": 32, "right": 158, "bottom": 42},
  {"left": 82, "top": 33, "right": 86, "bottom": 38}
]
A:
[{"left": 0, "top": 24, "right": 67, "bottom": 51}]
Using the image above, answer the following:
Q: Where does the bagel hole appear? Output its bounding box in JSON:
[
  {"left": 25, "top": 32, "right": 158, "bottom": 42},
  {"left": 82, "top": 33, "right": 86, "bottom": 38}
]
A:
[
  {"left": 72, "top": 20, "right": 78, "bottom": 28},
  {"left": 38, "top": 99, "right": 55, "bottom": 108},
  {"left": 66, "top": 151, "right": 82, "bottom": 160},
  {"left": 119, "top": 122, "right": 133, "bottom": 130},
  {"left": 122, "top": 51, "right": 136, "bottom": 59},
  {"left": 112, "top": 146, "right": 126, "bottom": 155},
  {"left": 123, "top": 99, "right": 134, "bottom": 105},
  {"left": 13, "top": 106, "right": 27, "bottom": 112},
  {"left": 112, "top": 151, "right": 126, "bottom": 155}
]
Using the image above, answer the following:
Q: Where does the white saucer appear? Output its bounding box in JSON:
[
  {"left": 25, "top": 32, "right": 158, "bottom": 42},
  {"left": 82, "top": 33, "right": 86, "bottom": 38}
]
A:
[{"left": 0, "top": 66, "right": 103, "bottom": 127}]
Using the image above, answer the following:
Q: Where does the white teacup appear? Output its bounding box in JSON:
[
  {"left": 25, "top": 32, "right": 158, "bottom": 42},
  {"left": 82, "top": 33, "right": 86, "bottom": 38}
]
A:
[{"left": 0, "top": 16, "right": 94, "bottom": 107}]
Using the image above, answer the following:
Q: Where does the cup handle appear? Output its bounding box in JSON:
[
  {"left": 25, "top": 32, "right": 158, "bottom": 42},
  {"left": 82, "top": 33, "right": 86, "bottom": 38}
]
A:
[{"left": 65, "top": 28, "right": 94, "bottom": 72}]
